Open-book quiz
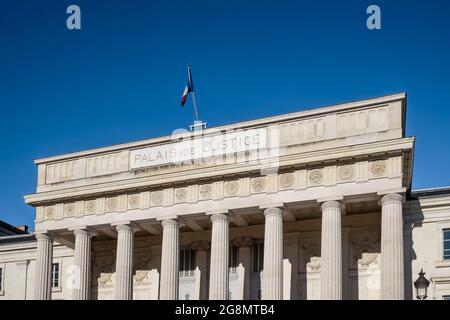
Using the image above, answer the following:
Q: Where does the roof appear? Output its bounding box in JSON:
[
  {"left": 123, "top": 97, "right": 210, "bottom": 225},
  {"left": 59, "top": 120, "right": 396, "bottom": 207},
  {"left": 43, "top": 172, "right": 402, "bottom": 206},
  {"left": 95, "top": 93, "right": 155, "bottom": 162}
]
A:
[
  {"left": 0, "top": 234, "right": 35, "bottom": 244},
  {"left": 0, "top": 220, "right": 29, "bottom": 236},
  {"left": 410, "top": 186, "right": 450, "bottom": 199}
]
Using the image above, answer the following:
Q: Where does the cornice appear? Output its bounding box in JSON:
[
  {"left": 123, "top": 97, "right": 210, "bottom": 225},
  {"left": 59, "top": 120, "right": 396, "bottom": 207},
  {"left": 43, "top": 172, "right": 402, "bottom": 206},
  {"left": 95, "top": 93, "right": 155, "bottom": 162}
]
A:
[{"left": 405, "top": 195, "right": 450, "bottom": 210}]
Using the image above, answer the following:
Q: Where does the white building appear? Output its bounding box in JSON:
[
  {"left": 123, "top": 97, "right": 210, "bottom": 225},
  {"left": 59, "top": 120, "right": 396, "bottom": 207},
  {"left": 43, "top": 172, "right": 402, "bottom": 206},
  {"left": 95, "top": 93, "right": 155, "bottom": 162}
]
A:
[{"left": 0, "top": 93, "right": 449, "bottom": 300}]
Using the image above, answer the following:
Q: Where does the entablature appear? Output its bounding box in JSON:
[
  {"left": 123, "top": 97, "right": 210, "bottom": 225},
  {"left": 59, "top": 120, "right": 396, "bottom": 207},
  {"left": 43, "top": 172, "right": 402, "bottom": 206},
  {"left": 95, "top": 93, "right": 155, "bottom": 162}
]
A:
[{"left": 25, "top": 138, "right": 413, "bottom": 206}]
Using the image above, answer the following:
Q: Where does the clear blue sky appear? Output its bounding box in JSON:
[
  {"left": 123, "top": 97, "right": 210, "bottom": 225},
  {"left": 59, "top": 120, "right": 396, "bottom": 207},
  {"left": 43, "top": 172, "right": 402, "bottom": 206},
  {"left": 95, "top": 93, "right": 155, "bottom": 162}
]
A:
[{"left": 1, "top": 0, "right": 450, "bottom": 230}]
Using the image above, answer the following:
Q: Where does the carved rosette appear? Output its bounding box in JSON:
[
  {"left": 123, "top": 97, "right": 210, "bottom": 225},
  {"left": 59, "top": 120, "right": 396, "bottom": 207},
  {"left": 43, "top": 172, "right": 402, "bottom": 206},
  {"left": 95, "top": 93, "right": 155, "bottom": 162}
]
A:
[
  {"left": 175, "top": 188, "right": 187, "bottom": 202},
  {"left": 128, "top": 194, "right": 140, "bottom": 209},
  {"left": 199, "top": 184, "right": 212, "bottom": 200},
  {"left": 251, "top": 177, "right": 267, "bottom": 193},
  {"left": 308, "top": 169, "right": 323, "bottom": 185},
  {"left": 106, "top": 197, "right": 118, "bottom": 212},
  {"left": 64, "top": 203, "right": 75, "bottom": 217},
  {"left": 85, "top": 200, "right": 96, "bottom": 214},
  {"left": 151, "top": 191, "right": 164, "bottom": 205},
  {"left": 370, "top": 160, "right": 386, "bottom": 177},
  {"left": 45, "top": 206, "right": 55, "bottom": 219},
  {"left": 338, "top": 165, "right": 354, "bottom": 181},
  {"left": 279, "top": 173, "right": 294, "bottom": 189},
  {"left": 224, "top": 181, "right": 240, "bottom": 196}
]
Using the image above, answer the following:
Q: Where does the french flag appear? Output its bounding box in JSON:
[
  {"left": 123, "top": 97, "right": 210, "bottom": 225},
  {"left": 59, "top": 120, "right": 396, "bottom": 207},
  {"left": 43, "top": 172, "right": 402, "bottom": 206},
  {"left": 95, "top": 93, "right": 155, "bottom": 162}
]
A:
[{"left": 181, "top": 65, "right": 195, "bottom": 106}]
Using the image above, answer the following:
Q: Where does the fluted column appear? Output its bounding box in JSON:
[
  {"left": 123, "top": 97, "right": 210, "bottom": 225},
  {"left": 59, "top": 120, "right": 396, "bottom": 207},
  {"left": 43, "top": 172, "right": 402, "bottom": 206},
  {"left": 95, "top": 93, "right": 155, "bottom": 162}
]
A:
[
  {"left": 262, "top": 207, "right": 283, "bottom": 300},
  {"left": 159, "top": 219, "right": 180, "bottom": 300},
  {"left": 320, "top": 200, "right": 342, "bottom": 300},
  {"left": 191, "top": 240, "right": 210, "bottom": 300},
  {"left": 113, "top": 224, "right": 136, "bottom": 300},
  {"left": 209, "top": 213, "right": 229, "bottom": 300},
  {"left": 34, "top": 233, "right": 54, "bottom": 300},
  {"left": 380, "top": 193, "right": 405, "bottom": 300},
  {"left": 72, "top": 229, "right": 95, "bottom": 300},
  {"left": 233, "top": 236, "right": 253, "bottom": 300}
]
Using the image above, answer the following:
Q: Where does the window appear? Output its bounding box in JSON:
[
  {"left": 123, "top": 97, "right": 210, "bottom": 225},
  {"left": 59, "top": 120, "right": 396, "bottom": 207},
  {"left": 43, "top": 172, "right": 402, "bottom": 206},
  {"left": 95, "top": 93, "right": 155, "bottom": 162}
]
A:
[
  {"left": 444, "top": 229, "right": 450, "bottom": 260},
  {"left": 0, "top": 267, "right": 3, "bottom": 291},
  {"left": 443, "top": 295, "right": 450, "bottom": 300},
  {"left": 253, "top": 242, "right": 264, "bottom": 272},
  {"left": 51, "top": 263, "right": 60, "bottom": 288},
  {"left": 179, "top": 248, "right": 196, "bottom": 277},
  {"left": 229, "top": 246, "right": 239, "bottom": 272}
]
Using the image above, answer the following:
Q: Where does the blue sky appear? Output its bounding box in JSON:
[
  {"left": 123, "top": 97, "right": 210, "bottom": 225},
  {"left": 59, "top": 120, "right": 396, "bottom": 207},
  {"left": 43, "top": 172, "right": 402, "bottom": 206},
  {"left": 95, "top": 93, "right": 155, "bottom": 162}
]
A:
[{"left": 1, "top": 0, "right": 450, "bottom": 230}]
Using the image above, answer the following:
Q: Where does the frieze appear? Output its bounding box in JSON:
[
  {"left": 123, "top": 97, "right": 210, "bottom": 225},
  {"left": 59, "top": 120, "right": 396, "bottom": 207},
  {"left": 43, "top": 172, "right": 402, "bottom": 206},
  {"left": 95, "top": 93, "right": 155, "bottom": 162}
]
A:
[
  {"left": 174, "top": 188, "right": 187, "bottom": 202},
  {"left": 64, "top": 203, "right": 76, "bottom": 217},
  {"left": 369, "top": 160, "right": 386, "bottom": 178},
  {"left": 224, "top": 180, "right": 240, "bottom": 196},
  {"left": 106, "top": 197, "right": 118, "bottom": 212},
  {"left": 308, "top": 169, "right": 323, "bottom": 185},
  {"left": 199, "top": 184, "right": 212, "bottom": 200},
  {"left": 151, "top": 191, "right": 164, "bottom": 206},
  {"left": 338, "top": 164, "right": 354, "bottom": 181},
  {"left": 45, "top": 206, "right": 55, "bottom": 220},
  {"left": 37, "top": 156, "right": 403, "bottom": 222},
  {"left": 85, "top": 200, "right": 97, "bottom": 215},
  {"left": 279, "top": 173, "right": 295, "bottom": 189},
  {"left": 128, "top": 194, "right": 140, "bottom": 209},
  {"left": 251, "top": 177, "right": 267, "bottom": 193}
]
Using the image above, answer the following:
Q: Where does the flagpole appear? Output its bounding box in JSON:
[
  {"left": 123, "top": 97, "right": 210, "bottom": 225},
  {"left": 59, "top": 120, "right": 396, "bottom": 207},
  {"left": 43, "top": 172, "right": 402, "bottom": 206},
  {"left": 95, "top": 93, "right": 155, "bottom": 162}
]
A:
[
  {"left": 187, "top": 64, "right": 200, "bottom": 122},
  {"left": 191, "top": 91, "right": 199, "bottom": 121}
]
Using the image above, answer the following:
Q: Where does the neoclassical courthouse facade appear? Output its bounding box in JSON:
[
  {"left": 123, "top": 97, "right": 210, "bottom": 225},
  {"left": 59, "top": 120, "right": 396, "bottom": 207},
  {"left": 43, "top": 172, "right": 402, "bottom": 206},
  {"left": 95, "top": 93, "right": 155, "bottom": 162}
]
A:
[{"left": 1, "top": 93, "right": 450, "bottom": 300}]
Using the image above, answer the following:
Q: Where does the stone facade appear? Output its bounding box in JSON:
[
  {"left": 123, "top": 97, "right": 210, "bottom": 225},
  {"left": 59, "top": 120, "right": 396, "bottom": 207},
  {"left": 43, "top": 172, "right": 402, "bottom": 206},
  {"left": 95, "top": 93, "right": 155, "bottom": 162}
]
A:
[{"left": 0, "top": 93, "right": 448, "bottom": 300}]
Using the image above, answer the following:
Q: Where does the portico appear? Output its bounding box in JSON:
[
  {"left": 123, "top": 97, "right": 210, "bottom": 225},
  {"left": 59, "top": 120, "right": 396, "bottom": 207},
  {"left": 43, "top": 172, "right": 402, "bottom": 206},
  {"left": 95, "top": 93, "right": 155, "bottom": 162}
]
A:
[{"left": 24, "top": 93, "right": 414, "bottom": 300}]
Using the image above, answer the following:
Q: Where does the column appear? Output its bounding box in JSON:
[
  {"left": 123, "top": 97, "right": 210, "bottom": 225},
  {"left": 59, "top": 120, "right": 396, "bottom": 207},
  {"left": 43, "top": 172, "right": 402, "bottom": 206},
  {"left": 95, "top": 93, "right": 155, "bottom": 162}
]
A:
[
  {"left": 233, "top": 236, "right": 253, "bottom": 300},
  {"left": 72, "top": 229, "right": 95, "bottom": 300},
  {"left": 209, "top": 213, "right": 229, "bottom": 300},
  {"left": 191, "top": 240, "right": 210, "bottom": 300},
  {"left": 320, "top": 200, "right": 342, "bottom": 300},
  {"left": 262, "top": 207, "right": 283, "bottom": 300},
  {"left": 34, "top": 233, "right": 54, "bottom": 300},
  {"left": 159, "top": 219, "right": 180, "bottom": 300},
  {"left": 113, "top": 224, "right": 135, "bottom": 300},
  {"left": 380, "top": 193, "right": 405, "bottom": 300}
]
